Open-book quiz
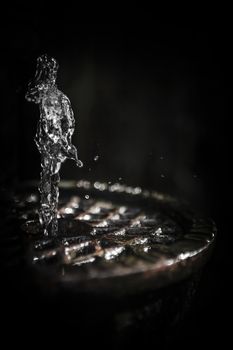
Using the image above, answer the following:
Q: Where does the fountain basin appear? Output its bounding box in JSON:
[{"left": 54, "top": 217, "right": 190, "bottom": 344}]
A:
[
  {"left": 2, "top": 180, "right": 216, "bottom": 344},
  {"left": 16, "top": 180, "right": 216, "bottom": 294}
]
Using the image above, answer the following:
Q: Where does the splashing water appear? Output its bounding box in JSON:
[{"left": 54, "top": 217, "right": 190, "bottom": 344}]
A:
[{"left": 25, "top": 54, "right": 83, "bottom": 236}]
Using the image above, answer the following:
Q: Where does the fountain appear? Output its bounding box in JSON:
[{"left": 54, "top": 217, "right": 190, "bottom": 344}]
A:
[
  {"left": 2, "top": 55, "right": 216, "bottom": 344},
  {"left": 25, "top": 54, "right": 83, "bottom": 236}
]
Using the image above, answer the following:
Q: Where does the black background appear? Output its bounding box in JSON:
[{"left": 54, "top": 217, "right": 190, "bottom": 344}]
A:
[{"left": 0, "top": 5, "right": 231, "bottom": 348}]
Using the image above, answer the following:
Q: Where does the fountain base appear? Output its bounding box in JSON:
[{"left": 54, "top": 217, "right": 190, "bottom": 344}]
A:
[{"left": 1, "top": 180, "right": 216, "bottom": 345}]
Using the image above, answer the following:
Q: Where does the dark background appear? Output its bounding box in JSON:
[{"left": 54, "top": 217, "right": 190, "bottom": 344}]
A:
[{"left": 0, "top": 6, "right": 231, "bottom": 347}]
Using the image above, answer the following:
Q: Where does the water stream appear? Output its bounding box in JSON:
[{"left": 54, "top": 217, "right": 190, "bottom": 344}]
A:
[{"left": 25, "top": 55, "right": 83, "bottom": 236}]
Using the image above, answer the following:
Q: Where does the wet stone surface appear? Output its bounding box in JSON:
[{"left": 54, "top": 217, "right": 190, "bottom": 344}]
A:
[{"left": 12, "top": 181, "right": 216, "bottom": 295}]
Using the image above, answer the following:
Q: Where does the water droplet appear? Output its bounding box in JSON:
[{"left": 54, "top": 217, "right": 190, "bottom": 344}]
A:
[
  {"left": 104, "top": 246, "right": 125, "bottom": 260},
  {"left": 77, "top": 160, "right": 83, "bottom": 168},
  {"left": 77, "top": 180, "right": 91, "bottom": 189},
  {"left": 85, "top": 195, "right": 90, "bottom": 200},
  {"left": 82, "top": 214, "right": 91, "bottom": 220},
  {"left": 94, "top": 155, "right": 99, "bottom": 161},
  {"left": 113, "top": 229, "right": 126, "bottom": 236},
  {"left": 160, "top": 174, "right": 165, "bottom": 178},
  {"left": 143, "top": 246, "right": 150, "bottom": 252},
  {"left": 119, "top": 206, "right": 127, "bottom": 214},
  {"left": 94, "top": 182, "right": 107, "bottom": 191},
  {"left": 64, "top": 207, "right": 75, "bottom": 214},
  {"left": 26, "top": 194, "right": 38, "bottom": 203},
  {"left": 156, "top": 227, "right": 163, "bottom": 235},
  {"left": 160, "top": 156, "right": 164, "bottom": 160},
  {"left": 132, "top": 187, "right": 142, "bottom": 195},
  {"left": 118, "top": 177, "right": 122, "bottom": 181}
]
